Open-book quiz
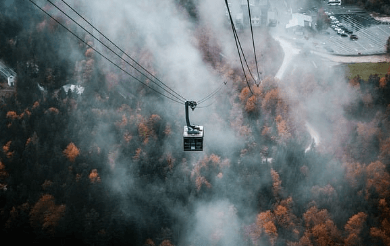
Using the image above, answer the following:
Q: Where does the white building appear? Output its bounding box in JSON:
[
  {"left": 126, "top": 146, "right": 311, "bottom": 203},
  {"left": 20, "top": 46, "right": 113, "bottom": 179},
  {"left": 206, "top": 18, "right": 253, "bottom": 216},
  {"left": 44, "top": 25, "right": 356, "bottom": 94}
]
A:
[
  {"left": 62, "top": 84, "right": 85, "bottom": 95},
  {"left": 286, "top": 13, "right": 313, "bottom": 29},
  {"left": 7, "top": 75, "right": 15, "bottom": 87},
  {"left": 0, "top": 61, "right": 16, "bottom": 87},
  {"left": 226, "top": 0, "right": 273, "bottom": 27}
]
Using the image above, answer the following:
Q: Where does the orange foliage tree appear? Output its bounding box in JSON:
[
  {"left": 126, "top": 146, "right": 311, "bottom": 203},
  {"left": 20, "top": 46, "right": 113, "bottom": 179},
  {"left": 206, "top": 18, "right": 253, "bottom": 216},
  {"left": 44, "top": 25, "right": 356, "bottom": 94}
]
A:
[
  {"left": 370, "top": 198, "right": 390, "bottom": 245},
  {"left": 256, "top": 210, "right": 278, "bottom": 245},
  {"left": 63, "top": 142, "right": 80, "bottom": 162},
  {"left": 89, "top": 169, "right": 101, "bottom": 183},
  {"left": 137, "top": 114, "right": 162, "bottom": 144},
  {"left": 365, "top": 161, "right": 390, "bottom": 199},
  {"left": 159, "top": 240, "right": 174, "bottom": 246},
  {"left": 262, "top": 88, "right": 280, "bottom": 115},
  {"left": 30, "top": 194, "right": 66, "bottom": 234},
  {"left": 301, "top": 205, "right": 341, "bottom": 246},
  {"left": 3, "top": 141, "right": 13, "bottom": 158},
  {"left": 275, "top": 115, "right": 291, "bottom": 141},
  {"left": 344, "top": 212, "right": 367, "bottom": 245},
  {"left": 344, "top": 162, "right": 365, "bottom": 188},
  {"left": 274, "top": 197, "right": 296, "bottom": 230},
  {"left": 144, "top": 238, "right": 155, "bottom": 246},
  {"left": 271, "top": 168, "right": 282, "bottom": 199},
  {"left": 0, "top": 161, "right": 8, "bottom": 191},
  {"left": 190, "top": 154, "right": 228, "bottom": 191},
  {"left": 6, "top": 111, "right": 18, "bottom": 120}
]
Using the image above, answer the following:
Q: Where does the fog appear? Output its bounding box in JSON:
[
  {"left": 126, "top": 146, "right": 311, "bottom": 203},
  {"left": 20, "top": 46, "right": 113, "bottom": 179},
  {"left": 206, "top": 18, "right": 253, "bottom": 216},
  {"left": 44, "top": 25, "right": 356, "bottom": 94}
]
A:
[
  {"left": 57, "top": 0, "right": 354, "bottom": 243},
  {"left": 2, "top": 0, "right": 388, "bottom": 245}
]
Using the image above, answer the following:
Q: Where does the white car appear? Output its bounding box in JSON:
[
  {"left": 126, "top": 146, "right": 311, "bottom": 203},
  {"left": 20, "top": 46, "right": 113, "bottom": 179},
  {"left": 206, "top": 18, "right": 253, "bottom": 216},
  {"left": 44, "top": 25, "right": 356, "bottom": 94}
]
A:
[{"left": 337, "top": 29, "right": 345, "bottom": 35}]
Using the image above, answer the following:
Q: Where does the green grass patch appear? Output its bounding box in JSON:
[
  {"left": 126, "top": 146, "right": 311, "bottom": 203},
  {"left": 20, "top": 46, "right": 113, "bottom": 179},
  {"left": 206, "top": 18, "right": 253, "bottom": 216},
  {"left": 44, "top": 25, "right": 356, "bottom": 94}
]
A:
[{"left": 346, "top": 62, "right": 390, "bottom": 81}]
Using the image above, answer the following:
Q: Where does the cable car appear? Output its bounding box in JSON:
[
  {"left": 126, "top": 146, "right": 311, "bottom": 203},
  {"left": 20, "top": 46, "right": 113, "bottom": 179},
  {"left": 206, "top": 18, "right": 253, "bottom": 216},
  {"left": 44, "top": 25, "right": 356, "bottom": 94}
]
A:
[
  {"left": 183, "top": 126, "right": 204, "bottom": 151},
  {"left": 183, "top": 101, "right": 204, "bottom": 151}
]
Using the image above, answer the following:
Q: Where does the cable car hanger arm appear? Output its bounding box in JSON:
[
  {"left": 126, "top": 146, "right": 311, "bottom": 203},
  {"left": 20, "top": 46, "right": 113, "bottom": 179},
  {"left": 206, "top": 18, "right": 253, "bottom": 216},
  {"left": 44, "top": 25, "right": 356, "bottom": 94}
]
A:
[{"left": 185, "top": 101, "right": 200, "bottom": 132}]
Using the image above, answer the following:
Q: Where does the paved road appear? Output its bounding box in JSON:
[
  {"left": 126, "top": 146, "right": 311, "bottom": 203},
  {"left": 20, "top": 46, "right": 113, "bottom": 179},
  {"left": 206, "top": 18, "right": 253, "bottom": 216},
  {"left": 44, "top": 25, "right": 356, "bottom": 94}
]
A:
[{"left": 274, "top": 37, "right": 300, "bottom": 79}]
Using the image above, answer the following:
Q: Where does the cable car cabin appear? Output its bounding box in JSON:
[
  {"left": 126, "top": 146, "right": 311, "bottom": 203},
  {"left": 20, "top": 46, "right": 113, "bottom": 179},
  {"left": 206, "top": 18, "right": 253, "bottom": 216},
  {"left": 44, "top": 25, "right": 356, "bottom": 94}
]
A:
[{"left": 183, "top": 126, "right": 204, "bottom": 151}]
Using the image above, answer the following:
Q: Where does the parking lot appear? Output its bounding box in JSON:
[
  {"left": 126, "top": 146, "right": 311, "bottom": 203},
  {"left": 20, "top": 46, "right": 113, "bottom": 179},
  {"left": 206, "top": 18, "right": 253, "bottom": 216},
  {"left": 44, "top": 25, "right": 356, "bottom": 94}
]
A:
[{"left": 320, "top": 5, "right": 390, "bottom": 55}]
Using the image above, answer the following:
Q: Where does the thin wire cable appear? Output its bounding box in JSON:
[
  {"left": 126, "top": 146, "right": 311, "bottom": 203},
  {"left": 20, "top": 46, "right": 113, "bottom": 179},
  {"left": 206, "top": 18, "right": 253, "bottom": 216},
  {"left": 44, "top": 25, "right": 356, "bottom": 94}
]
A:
[
  {"left": 47, "top": 0, "right": 185, "bottom": 103},
  {"left": 197, "top": 99, "right": 217, "bottom": 108},
  {"left": 197, "top": 81, "right": 226, "bottom": 105},
  {"left": 28, "top": 0, "right": 184, "bottom": 105},
  {"left": 197, "top": 83, "right": 224, "bottom": 104},
  {"left": 45, "top": 0, "right": 185, "bottom": 104},
  {"left": 231, "top": 21, "right": 257, "bottom": 85},
  {"left": 246, "top": 0, "right": 261, "bottom": 85},
  {"left": 224, "top": 0, "right": 253, "bottom": 95},
  {"left": 60, "top": 0, "right": 187, "bottom": 102},
  {"left": 197, "top": 86, "right": 222, "bottom": 105}
]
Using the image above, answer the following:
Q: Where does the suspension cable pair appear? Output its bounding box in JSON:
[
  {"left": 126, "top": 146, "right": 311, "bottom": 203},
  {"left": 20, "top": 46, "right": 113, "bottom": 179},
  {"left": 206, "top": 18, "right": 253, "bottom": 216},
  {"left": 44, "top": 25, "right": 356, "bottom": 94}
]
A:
[
  {"left": 29, "top": 0, "right": 224, "bottom": 107},
  {"left": 224, "top": 0, "right": 262, "bottom": 94}
]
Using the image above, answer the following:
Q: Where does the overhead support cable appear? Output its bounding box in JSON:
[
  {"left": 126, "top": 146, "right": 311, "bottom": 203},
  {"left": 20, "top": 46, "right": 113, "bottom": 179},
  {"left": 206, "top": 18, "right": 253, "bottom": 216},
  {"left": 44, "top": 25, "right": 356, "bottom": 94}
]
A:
[
  {"left": 59, "top": 0, "right": 187, "bottom": 102},
  {"left": 46, "top": 0, "right": 186, "bottom": 104},
  {"left": 246, "top": 0, "right": 262, "bottom": 86},
  {"left": 230, "top": 16, "right": 258, "bottom": 85},
  {"left": 29, "top": 0, "right": 184, "bottom": 104},
  {"left": 197, "top": 81, "right": 227, "bottom": 105},
  {"left": 224, "top": 0, "right": 254, "bottom": 95}
]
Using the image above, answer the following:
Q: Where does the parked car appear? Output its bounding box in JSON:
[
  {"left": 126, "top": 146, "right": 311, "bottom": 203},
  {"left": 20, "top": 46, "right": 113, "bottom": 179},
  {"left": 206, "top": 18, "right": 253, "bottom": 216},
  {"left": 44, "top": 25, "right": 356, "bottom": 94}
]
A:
[
  {"left": 350, "top": 34, "right": 358, "bottom": 40},
  {"left": 343, "top": 28, "right": 353, "bottom": 34},
  {"left": 337, "top": 29, "right": 346, "bottom": 35}
]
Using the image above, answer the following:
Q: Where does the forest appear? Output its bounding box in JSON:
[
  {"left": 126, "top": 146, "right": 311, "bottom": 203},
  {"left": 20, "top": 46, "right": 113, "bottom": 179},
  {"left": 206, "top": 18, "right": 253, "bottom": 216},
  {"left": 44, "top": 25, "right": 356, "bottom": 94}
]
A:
[{"left": 0, "top": 0, "right": 390, "bottom": 245}]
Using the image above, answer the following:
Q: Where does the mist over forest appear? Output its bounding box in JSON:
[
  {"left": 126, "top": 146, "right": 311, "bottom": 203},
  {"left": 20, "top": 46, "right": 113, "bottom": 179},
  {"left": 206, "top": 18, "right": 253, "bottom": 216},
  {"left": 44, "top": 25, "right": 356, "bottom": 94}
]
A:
[{"left": 1, "top": 0, "right": 390, "bottom": 245}]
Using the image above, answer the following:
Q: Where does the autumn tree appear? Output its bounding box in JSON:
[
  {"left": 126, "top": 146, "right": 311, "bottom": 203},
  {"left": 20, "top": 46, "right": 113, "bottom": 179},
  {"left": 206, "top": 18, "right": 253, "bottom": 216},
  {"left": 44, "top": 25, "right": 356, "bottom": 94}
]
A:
[
  {"left": 0, "top": 161, "right": 8, "bottom": 190},
  {"left": 137, "top": 114, "right": 162, "bottom": 144},
  {"left": 344, "top": 212, "right": 367, "bottom": 245},
  {"left": 89, "top": 169, "right": 101, "bottom": 183},
  {"left": 29, "top": 194, "right": 66, "bottom": 235},
  {"left": 301, "top": 205, "right": 341, "bottom": 246},
  {"left": 256, "top": 210, "right": 278, "bottom": 245},
  {"left": 3, "top": 141, "right": 13, "bottom": 158},
  {"left": 159, "top": 239, "right": 174, "bottom": 246},
  {"left": 144, "top": 239, "right": 155, "bottom": 246},
  {"left": 274, "top": 197, "right": 296, "bottom": 230},
  {"left": 6, "top": 111, "right": 18, "bottom": 120},
  {"left": 271, "top": 168, "right": 282, "bottom": 199},
  {"left": 344, "top": 162, "right": 365, "bottom": 189},
  {"left": 370, "top": 198, "right": 390, "bottom": 245},
  {"left": 365, "top": 161, "right": 390, "bottom": 199},
  {"left": 275, "top": 115, "right": 291, "bottom": 142},
  {"left": 63, "top": 142, "right": 80, "bottom": 162},
  {"left": 262, "top": 88, "right": 280, "bottom": 116}
]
